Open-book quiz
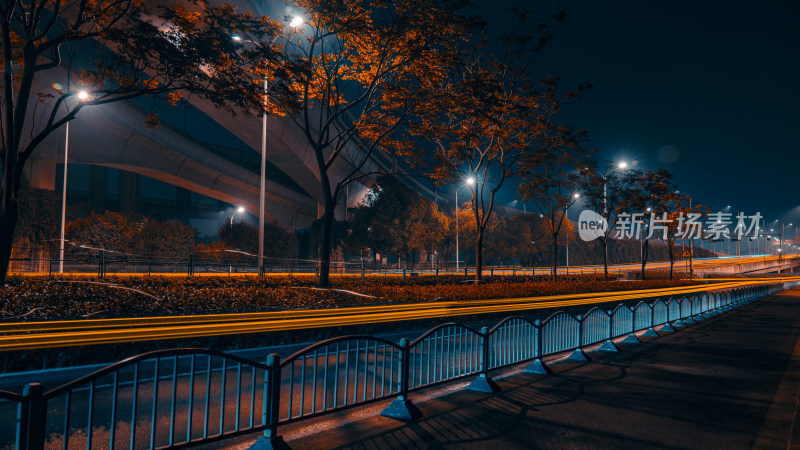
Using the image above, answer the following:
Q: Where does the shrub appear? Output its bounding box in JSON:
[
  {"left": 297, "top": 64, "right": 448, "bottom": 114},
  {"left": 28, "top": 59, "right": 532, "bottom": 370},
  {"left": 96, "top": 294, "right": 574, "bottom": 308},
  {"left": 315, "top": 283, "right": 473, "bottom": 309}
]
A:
[{"left": 0, "top": 275, "right": 701, "bottom": 321}]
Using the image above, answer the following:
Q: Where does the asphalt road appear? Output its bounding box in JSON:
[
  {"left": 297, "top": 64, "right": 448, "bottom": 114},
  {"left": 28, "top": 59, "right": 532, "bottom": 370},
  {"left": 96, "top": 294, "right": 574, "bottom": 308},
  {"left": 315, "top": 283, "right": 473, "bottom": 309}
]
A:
[{"left": 251, "top": 287, "right": 800, "bottom": 450}]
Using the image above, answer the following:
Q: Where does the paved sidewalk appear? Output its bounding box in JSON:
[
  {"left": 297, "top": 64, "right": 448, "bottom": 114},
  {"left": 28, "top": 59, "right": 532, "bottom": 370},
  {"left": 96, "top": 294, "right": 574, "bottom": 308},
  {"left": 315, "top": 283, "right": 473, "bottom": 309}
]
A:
[{"left": 245, "top": 288, "right": 800, "bottom": 450}]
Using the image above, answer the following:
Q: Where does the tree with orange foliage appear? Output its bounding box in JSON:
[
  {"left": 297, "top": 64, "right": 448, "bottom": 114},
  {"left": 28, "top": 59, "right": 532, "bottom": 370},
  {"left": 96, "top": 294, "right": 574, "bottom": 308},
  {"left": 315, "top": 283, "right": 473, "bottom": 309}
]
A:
[
  {"left": 0, "top": 0, "right": 299, "bottom": 283},
  {"left": 617, "top": 169, "right": 679, "bottom": 280},
  {"left": 518, "top": 123, "right": 592, "bottom": 281},
  {"left": 664, "top": 192, "right": 708, "bottom": 280},
  {"left": 414, "top": 9, "right": 568, "bottom": 282},
  {"left": 280, "top": 0, "right": 473, "bottom": 287}
]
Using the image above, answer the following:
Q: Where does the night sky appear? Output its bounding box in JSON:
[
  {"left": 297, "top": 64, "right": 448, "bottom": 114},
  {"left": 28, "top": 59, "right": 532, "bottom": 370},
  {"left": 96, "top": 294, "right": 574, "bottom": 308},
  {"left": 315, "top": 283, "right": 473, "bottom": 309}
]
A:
[{"left": 477, "top": 0, "right": 800, "bottom": 225}]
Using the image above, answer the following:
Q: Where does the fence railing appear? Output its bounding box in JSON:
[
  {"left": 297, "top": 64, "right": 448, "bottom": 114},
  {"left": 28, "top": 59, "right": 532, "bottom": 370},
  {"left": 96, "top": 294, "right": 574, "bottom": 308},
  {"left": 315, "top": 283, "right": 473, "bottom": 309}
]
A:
[
  {"left": 12, "top": 250, "right": 737, "bottom": 278},
  {"left": 1, "top": 280, "right": 795, "bottom": 449}
]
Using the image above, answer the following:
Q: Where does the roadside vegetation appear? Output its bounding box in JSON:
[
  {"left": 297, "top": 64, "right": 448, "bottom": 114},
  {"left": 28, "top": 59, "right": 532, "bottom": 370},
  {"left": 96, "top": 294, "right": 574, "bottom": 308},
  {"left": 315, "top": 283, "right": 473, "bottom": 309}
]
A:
[{"left": 0, "top": 275, "right": 702, "bottom": 321}]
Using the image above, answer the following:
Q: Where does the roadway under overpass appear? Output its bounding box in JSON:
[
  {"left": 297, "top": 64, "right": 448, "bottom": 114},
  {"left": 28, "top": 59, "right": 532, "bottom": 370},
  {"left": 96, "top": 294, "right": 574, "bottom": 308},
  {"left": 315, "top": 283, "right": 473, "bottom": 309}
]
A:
[{"left": 693, "top": 255, "right": 800, "bottom": 276}]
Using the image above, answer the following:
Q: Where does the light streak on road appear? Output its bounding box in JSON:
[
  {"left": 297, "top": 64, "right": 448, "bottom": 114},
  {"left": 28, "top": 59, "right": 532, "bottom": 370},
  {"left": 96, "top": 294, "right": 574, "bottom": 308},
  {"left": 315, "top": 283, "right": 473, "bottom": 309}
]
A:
[{"left": 1, "top": 278, "right": 796, "bottom": 352}]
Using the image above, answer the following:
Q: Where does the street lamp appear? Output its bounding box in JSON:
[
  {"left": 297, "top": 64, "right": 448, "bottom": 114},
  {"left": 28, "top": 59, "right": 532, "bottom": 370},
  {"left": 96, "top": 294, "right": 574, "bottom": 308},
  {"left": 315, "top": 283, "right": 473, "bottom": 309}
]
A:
[
  {"left": 599, "top": 161, "right": 629, "bottom": 215},
  {"left": 594, "top": 161, "right": 628, "bottom": 280},
  {"left": 241, "top": 17, "right": 304, "bottom": 277},
  {"left": 724, "top": 205, "right": 742, "bottom": 262},
  {"left": 677, "top": 191, "right": 695, "bottom": 277},
  {"left": 511, "top": 199, "right": 527, "bottom": 214},
  {"left": 566, "top": 193, "right": 580, "bottom": 268},
  {"left": 231, "top": 206, "right": 245, "bottom": 225},
  {"left": 59, "top": 89, "right": 89, "bottom": 274},
  {"left": 455, "top": 176, "right": 475, "bottom": 270}
]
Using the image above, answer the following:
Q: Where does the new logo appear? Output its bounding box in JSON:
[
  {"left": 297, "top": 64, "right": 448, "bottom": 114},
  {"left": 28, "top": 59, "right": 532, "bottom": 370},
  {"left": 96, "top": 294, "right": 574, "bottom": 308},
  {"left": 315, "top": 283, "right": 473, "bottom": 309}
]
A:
[{"left": 578, "top": 210, "right": 608, "bottom": 242}]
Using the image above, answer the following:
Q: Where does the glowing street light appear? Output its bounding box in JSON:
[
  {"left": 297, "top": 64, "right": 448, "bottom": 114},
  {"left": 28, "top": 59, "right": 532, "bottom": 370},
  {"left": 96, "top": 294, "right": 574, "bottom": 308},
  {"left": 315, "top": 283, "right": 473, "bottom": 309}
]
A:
[
  {"left": 59, "top": 90, "right": 90, "bottom": 274},
  {"left": 456, "top": 176, "right": 477, "bottom": 269},
  {"left": 242, "top": 16, "right": 305, "bottom": 276},
  {"left": 231, "top": 206, "right": 245, "bottom": 225}
]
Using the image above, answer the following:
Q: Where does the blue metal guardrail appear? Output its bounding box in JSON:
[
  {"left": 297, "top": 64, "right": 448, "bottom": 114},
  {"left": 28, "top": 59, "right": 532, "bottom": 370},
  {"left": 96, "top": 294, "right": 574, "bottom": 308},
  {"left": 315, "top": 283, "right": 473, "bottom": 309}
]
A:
[{"left": 1, "top": 281, "right": 795, "bottom": 449}]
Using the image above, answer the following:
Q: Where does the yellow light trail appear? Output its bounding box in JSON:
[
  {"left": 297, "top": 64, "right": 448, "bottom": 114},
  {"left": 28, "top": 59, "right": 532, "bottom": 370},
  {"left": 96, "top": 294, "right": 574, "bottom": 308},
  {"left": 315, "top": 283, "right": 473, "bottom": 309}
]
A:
[
  {"left": 0, "top": 280, "right": 748, "bottom": 333},
  {"left": 1, "top": 277, "right": 795, "bottom": 352}
]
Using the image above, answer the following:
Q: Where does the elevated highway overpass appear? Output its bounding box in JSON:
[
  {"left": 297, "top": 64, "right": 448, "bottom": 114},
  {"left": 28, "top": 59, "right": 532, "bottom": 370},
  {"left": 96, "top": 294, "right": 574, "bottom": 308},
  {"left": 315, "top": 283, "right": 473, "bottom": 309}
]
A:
[{"left": 22, "top": 7, "right": 440, "bottom": 232}]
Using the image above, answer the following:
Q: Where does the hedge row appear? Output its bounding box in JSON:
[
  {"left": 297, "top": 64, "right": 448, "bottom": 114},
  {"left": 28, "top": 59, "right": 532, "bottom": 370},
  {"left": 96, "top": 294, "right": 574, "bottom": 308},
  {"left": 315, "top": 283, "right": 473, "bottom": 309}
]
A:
[{"left": 0, "top": 275, "right": 702, "bottom": 321}]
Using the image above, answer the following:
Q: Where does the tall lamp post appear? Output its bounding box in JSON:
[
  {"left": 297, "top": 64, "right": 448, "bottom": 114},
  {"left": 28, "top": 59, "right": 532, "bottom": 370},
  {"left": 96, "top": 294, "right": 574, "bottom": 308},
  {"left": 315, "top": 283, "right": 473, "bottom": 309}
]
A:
[
  {"left": 566, "top": 193, "right": 580, "bottom": 268},
  {"left": 258, "top": 74, "right": 267, "bottom": 276},
  {"left": 598, "top": 161, "right": 628, "bottom": 277},
  {"left": 455, "top": 176, "right": 475, "bottom": 270},
  {"left": 235, "top": 16, "right": 304, "bottom": 277},
  {"left": 772, "top": 220, "right": 785, "bottom": 262},
  {"left": 725, "top": 205, "right": 741, "bottom": 264},
  {"left": 58, "top": 90, "right": 88, "bottom": 274},
  {"left": 600, "top": 162, "right": 628, "bottom": 214}
]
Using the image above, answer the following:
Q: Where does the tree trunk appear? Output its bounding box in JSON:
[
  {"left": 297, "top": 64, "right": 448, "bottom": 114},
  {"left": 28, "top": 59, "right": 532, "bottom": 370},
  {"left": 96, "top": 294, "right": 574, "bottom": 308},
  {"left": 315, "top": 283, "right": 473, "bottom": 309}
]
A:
[
  {"left": 1, "top": 25, "right": 21, "bottom": 285},
  {"left": 602, "top": 236, "right": 609, "bottom": 282},
  {"left": 551, "top": 233, "right": 559, "bottom": 281},
  {"left": 474, "top": 229, "right": 484, "bottom": 282},
  {"left": 317, "top": 202, "right": 334, "bottom": 288},
  {"left": 0, "top": 202, "right": 18, "bottom": 285},
  {"left": 668, "top": 240, "right": 674, "bottom": 280},
  {"left": 641, "top": 239, "right": 649, "bottom": 280}
]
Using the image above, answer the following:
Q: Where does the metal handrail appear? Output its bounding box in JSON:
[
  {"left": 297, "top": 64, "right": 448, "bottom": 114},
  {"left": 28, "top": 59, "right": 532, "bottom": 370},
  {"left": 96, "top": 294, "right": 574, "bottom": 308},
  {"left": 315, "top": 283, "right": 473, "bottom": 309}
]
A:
[
  {"left": 1, "top": 280, "right": 794, "bottom": 450},
  {"left": 43, "top": 347, "right": 270, "bottom": 399},
  {"left": 280, "top": 334, "right": 402, "bottom": 365},
  {"left": 487, "top": 315, "right": 535, "bottom": 335},
  {"left": 410, "top": 322, "right": 481, "bottom": 346}
]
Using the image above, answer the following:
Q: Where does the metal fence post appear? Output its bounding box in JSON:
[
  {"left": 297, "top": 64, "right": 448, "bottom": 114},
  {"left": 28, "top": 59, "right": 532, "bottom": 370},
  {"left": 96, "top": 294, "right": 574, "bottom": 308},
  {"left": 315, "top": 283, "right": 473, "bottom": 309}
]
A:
[
  {"left": 567, "top": 316, "right": 589, "bottom": 361},
  {"left": 622, "top": 306, "right": 641, "bottom": 343},
  {"left": 381, "top": 338, "right": 422, "bottom": 421},
  {"left": 21, "top": 383, "right": 45, "bottom": 450},
  {"left": 702, "top": 294, "right": 714, "bottom": 319},
  {"left": 672, "top": 299, "right": 686, "bottom": 327},
  {"left": 599, "top": 310, "right": 619, "bottom": 351},
  {"left": 524, "top": 320, "right": 551, "bottom": 374},
  {"left": 642, "top": 302, "right": 659, "bottom": 336},
  {"left": 467, "top": 327, "right": 500, "bottom": 392},
  {"left": 251, "top": 354, "right": 286, "bottom": 449}
]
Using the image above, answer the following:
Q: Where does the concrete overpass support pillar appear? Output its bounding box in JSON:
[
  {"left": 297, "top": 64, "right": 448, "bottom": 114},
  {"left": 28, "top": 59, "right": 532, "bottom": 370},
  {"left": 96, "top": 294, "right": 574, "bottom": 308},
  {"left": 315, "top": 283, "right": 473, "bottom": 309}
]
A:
[
  {"left": 89, "top": 165, "right": 108, "bottom": 212},
  {"left": 176, "top": 187, "right": 192, "bottom": 223},
  {"left": 24, "top": 155, "right": 57, "bottom": 190},
  {"left": 118, "top": 170, "right": 140, "bottom": 214}
]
